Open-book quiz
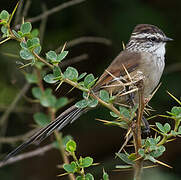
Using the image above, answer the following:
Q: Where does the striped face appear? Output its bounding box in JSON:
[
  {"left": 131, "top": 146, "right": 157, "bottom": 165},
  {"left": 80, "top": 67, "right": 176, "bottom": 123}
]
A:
[{"left": 126, "top": 24, "right": 172, "bottom": 58}]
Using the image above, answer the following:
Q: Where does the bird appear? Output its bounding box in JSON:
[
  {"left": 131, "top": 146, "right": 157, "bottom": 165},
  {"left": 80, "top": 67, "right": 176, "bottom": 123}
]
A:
[{"left": 3, "top": 24, "right": 172, "bottom": 161}]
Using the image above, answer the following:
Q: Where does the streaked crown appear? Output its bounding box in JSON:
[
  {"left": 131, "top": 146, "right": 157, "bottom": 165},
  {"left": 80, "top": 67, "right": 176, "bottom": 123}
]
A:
[{"left": 126, "top": 24, "right": 172, "bottom": 56}]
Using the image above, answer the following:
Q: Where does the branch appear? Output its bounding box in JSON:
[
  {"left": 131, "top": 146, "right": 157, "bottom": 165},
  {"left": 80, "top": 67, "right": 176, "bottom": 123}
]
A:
[
  {"left": 0, "top": 128, "right": 39, "bottom": 144},
  {"left": 0, "top": 83, "right": 30, "bottom": 128},
  {"left": 0, "top": 144, "right": 53, "bottom": 168},
  {"left": 27, "top": 0, "right": 86, "bottom": 23},
  {"left": 22, "top": 0, "right": 31, "bottom": 18},
  {"left": 132, "top": 79, "right": 145, "bottom": 180},
  {"left": 39, "top": 3, "right": 48, "bottom": 44},
  {"left": 60, "top": 54, "right": 88, "bottom": 67},
  {"left": 56, "top": 36, "right": 111, "bottom": 53}
]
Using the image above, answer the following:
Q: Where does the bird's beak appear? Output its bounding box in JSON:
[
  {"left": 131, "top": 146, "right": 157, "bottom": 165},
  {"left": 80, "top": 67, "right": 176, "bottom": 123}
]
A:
[{"left": 164, "top": 37, "right": 173, "bottom": 42}]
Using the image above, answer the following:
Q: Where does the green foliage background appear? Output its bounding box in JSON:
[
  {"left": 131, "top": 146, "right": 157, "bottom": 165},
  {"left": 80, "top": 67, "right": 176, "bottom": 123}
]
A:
[{"left": 0, "top": 0, "right": 181, "bottom": 180}]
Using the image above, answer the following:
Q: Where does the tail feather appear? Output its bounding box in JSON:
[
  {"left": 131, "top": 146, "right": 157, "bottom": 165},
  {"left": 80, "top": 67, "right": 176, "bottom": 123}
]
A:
[{"left": 3, "top": 105, "right": 84, "bottom": 161}]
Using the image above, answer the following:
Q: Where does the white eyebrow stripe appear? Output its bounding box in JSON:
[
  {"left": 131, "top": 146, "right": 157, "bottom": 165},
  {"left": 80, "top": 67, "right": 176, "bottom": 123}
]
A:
[{"left": 131, "top": 33, "right": 164, "bottom": 40}]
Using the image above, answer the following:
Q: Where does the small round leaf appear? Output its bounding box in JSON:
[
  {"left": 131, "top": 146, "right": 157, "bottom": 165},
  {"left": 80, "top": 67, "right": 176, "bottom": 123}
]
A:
[
  {"left": 20, "top": 22, "right": 32, "bottom": 34},
  {"left": 32, "top": 87, "right": 42, "bottom": 99},
  {"left": 63, "top": 162, "right": 77, "bottom": 173},
  {"left": 34, "top": 112, "right": 51, "bottom": 127},
  {"left": 99, "top": 90, "right": 109, "bottom": 102},
  {"left": 64, "top": 67, "right": 78, "bottom": 81},
  {"left": 80, "top": 157, "right": 93, "bottom": 168},
  {"left": 44, "top": 74, "right": 58, "bottom": 84},
  {"left": 75, "top": 99, "right": 88, "bottom": 109},
  {"left": 20, "top": 49, "right": 33, "bottom": 60},
  {"left": 66, "top": 140, "right": 76, "bottom": 153}
]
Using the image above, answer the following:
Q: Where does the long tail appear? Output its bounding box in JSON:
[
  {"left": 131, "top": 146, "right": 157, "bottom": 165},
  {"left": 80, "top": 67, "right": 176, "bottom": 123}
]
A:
[{"left": 3, "top": 105, "right": 85, "bottom": 161}]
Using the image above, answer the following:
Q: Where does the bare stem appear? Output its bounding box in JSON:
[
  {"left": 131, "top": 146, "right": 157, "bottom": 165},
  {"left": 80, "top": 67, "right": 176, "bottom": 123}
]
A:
[
  {"left": 132, "top": 80, "right": 144, "bottom": 180},
  {"left": 49, "top": 108, "right": 75, "bottom": 180},
  {"left": 27, "top": 0, "right": 86, "bottom": 23},
  {"left": 0, "top": 144, "right": 53, "bottom": 168}
]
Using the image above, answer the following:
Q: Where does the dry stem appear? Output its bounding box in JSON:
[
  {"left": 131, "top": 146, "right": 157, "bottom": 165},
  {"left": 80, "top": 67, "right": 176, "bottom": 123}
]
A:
[{"left": 132, "top": 79, "right": 145, "bottom": 180}]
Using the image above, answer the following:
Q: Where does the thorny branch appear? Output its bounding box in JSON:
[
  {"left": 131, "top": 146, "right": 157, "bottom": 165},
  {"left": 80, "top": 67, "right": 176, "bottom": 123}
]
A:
[{"left": 132, "top": 79, "right": 145, "bottom": 180}]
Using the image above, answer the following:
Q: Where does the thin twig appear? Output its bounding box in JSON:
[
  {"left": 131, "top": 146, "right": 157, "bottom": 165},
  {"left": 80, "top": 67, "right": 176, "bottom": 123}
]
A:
[
  {"left": 32, "top": 51, "right": 53, "bottom": 69},
  {"left": 0, "top": 144, "right": 53, "bottom": 168},
  {"left": 39, "top": 3, "right": 48, "bottom": 44},
  {"left": 0, "top": 128, "right": 39, "bottom": 144},
  {"left": 56, "top": 36, "right": 111, "bottom": 53},
  {"left": 49, "top": 108, "right": 75, "bottom": 180},
  {"left": 0, "top": 83, "right": 30, "bottom": 127},
  {"left": 27, "top": 0, "right": 86, "bottom": 23},
  {"left": 14, "top": 0, "right": 23, "bottom": 26},
  {"left": 22, "top": 0, "right": 31, "bottom": 18},
  {"left": 60, "top": 54, "right": 88, "bottom": 67}
]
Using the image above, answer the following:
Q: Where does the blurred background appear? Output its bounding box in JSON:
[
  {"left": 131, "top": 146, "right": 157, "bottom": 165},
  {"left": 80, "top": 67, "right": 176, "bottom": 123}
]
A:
[{"left": 0, "top": 0, "right": 181, "bottom": 179}]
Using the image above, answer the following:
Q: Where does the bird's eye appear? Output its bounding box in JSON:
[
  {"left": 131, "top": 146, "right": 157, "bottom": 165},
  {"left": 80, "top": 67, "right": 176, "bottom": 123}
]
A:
[{"left": 149, "top": 37, "right": 157, "bottom": 42}]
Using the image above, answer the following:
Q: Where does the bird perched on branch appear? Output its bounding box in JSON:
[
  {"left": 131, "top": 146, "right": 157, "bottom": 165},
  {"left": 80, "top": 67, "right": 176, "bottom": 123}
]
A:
[{"left": 3, "top": 24, "right": 172, "bottom": 161}]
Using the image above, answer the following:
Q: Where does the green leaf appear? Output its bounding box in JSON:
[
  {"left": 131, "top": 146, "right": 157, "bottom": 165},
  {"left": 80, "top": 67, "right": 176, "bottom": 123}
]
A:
[
  {"left": 31, "top": 29, "right": 39, "bottom": 38},
  {"left": 27, "top": 37, "right": 40, "bottom": 49},
  {"left": 99, "top": 90, "right": 109, "bottom": 102},
  {"left": 119, "top": 107, "right": 130, "bottom": 119},
  {"left": 178, "top": 126, "right": 181, "bottom": 134},
  {"left": 145, "top": 155, "right": 157, "bottom": 163},
  {"left": 110, "top": 111, "right": 119, "bottom": 118},
  {"left": 164, "top": 123, "right": 171, "bottom": 133},
  {"left": 79, "top": 157, "right": 93, "bottom": 168},
  {"left": 20, "top": 41, "right": 27, "bottom": 49},
  {"left": 64, "top": 67, "right": 79, "bottom": 81},
  {"left": 66, "top": 140, "right": 76, "bottom": 153},
  {"left": 115, "top": 153, "right": 134, "bottom": 165},
  {"left": 85, "top": 173, "right": 94, "bottom": 180},
  {"left": 87, "top": 98, "right": 98, "bottom": 108},
  {"left": 171, "top": 106, "right": 181, "bottom": 116},
  {"left": 33, "top": 112, "right": 51, "bottom": 127},
  {"left": 32, "top": 87, "right": 42, "bottom": 99},
  {"left": 62, "top": 135, "right": 73, "bottom": 147},
  {"left": 53, "top": 66, "right": 61, "bottom": 77},
  {"left": 63, "top": 162, "right": 77, "bottom": 173},
  {"left": 84, "top": 74, "right": 95, "bottom": 88},
  {"left": 155, "top": 136, "right": 161, "bottom": 143},
  {"left": 76, "top": 176, "right": 82, "bottom": 180},
  {"left": 1, "top": 26, "right": 8, "bottom": 35},
  {"left": 33, "top": 46, "right": 41, "bottom": 54},
  {"left": 75, "top": 99, "right": 88, "bottom": 108},
  {"left": 20, "top": 49, "right": 33, "bottom": 60},
  {"left": 40, "top": 89, "right": 56, "bottom": 107},
  {"left": 171, "top": 130, "right": 177, "bottom": 136},
  {"left": 46, "top": 50, "right": 57, "bottom": 62},
  {"left": 54, "top": 97, "right": 68, "bottom": 109},
  {"left": 156, "top": 122, "right": 165, "bottom": 133},
  {"left": 78, "top": 72, "right": 87, "bottom": 81},
  {"left": 12, "top": 29, "right": 21, "bottom": 38},
  {"left": 20, "top": 22, "right": 32, "bottom": 34},
  {"left": 83, "top": 91, "right": 89, "bottom": 99},
  {"left": 25, "top": 73, "right": 38, "bottom": 83},
  {"left": 44, "top": 74, "right": 58, "bottom": 84},
  {"left": 138, "top": 149, "right": 145, "bottom": 157},
  {"left": 0, "top": 10, "right": 9, "bottom": 21},
  {"left": 103, "top": 170, "right": 109, "bottom": 180},
  {"left": 150, "top": 145, "right": 166, "bottom": 158},
  {"left": 57, "top": 51, "right": 68, "bottom": 61}
]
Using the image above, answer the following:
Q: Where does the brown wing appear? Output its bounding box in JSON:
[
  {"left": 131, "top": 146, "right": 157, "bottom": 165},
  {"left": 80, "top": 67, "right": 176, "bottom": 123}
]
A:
[{"left": 93, "top": 50, "right": 141, "bottom": 92}]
